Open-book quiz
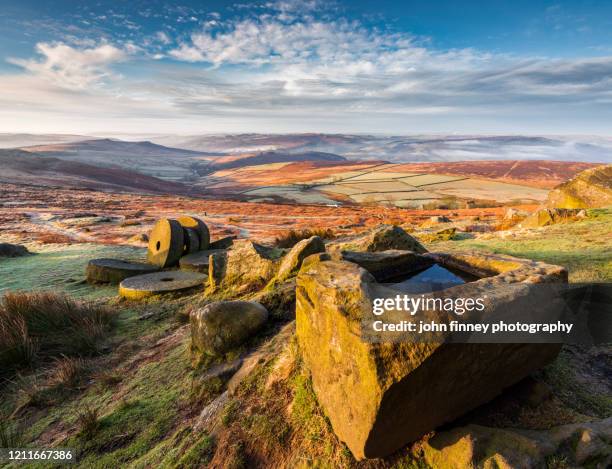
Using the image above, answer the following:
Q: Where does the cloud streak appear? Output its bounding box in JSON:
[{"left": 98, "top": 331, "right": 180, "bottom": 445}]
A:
[{"left": 1, "top": 1, "right": 612, "bottom": 133}]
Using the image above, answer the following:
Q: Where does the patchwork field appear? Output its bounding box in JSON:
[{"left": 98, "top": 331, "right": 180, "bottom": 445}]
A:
[{"left": 211, "top": 163, "right": 551, "bottom": 207}]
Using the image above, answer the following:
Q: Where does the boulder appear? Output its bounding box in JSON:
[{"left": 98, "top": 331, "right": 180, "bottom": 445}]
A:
[
  {"left": 338, "top": 250, "right": 433, "bottom": 282},
  {"left": 209, "top": 235, "right": 236, "bottom": 250},
  {"left": 208, "top": 240, "right": 281, "bottom": 292},
  {"left": 421, "top": 417, "right": 612, "bottom": 469},
  {"left": 364, "top": 225, "right": 427, "bottom": 253},
  {"left": 547, "top": 165, "right": 612, "bottom": 209},
  {"left": 296, "top": 252, "right": 566, "bottom": 460},
  {"left": 190, "top": 301, "right": 269, "bottom": 358},
  {"left": 275, "top": 236, "right": 325, "bottom": 282},
  {"left": 0, "top": 243, "right": 31, "bottom": 257},
  {"left": 520, "top": 208, "right": 582, "bottom": 228}
]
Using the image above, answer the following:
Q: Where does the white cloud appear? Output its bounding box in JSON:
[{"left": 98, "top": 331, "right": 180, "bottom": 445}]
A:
[{"left": 8, "top": 42, "right": 127, "bottom": 89}]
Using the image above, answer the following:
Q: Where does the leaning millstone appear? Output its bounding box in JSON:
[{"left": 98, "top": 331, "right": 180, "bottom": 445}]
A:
[
  {"left": 183, "top": 227, "right": 201, "bottom": 254},
  {"left": 86, "top": 258, "right": 159, "bottom": 284},
  {"left": 338, "top": 250, "right": 433, "bottom": 282},
  {"left": 365, "top": 225, "right": 427, "bottom": 253},
  {"left": 147, "top": 218, "right": 184, "bottom": 268},
  {"left": 209, "top": 236, "right": 236, "bottom": 250},
  {"left": 190, "top": 301, "right": 269, "bottom": 358},
  {"left": 296, "top": 253, "right": 566, "bottom": 460},
  {"left": 119, "top": 271, "right": 206, "bottom": 300},
  {"left": 177, "top": 216, "right": 210, "bottom": 250},
  {"left": 275, "top": 236, "right": 325, "bottom": 282},
  {"left": 179, "top": 249, "right": 226, "bottom": 273},
  {"left": 208, "top": 240, "right": 280, "bottom": 292},
  {"left": 0, "top": 243, "right": 31, "bottom": 257}
]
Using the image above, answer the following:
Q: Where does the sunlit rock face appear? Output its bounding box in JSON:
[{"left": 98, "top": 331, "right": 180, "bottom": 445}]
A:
[{"left": 296, "top": 250, "right": 567, "bottom": 460}]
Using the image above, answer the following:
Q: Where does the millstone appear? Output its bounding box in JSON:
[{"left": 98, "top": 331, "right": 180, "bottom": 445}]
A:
[
  {"left": 178, "top": 216, "right": 210, "bottom": 250},
  {"left": 147, "top": 218, "right": 184, "bottom": 267},
  {"left": 183, "top": 228, "right": 201, "bottom": 254},
  {"left": 119, "top": 271, "right": 207, "bottom": 300},
  {"left": 179, "top": 249, "right": 226, "bottom": 273},
  {"left": 86, "top": 258, "right": 159, "bottom": 284}
]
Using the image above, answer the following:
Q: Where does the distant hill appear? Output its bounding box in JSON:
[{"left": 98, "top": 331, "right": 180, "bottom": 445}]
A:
[
  {"left": 547, "top": 165, "right": 612, "bottom": 208},
  {"left": 20, "top": 138, "right": 222, "bottom": 181},
  {"left": 209, "top": 151, "right": 346, "bottom": 171},
  {"left": 0, "top": 133, "right": 91, "bottom": 149},
  {"left": 390, "top": 160, "right": 600, "bottom": 189},
  {"left": 0, "top": 149, "right": 194, "bottom": 195}
]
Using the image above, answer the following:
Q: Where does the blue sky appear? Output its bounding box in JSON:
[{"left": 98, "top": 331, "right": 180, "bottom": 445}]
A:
[{"left": 1, "top": 0, "right": 611, "bottom": 134}]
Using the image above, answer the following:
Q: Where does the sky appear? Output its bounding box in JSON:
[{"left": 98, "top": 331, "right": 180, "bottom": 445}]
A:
[{"left": 0, "top": 0, "right": 611, "bottom": 135}]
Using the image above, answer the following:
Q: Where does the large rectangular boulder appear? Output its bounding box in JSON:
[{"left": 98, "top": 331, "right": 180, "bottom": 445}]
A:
[{"left": 296, "top": 252, "right": 566, "bottom": 460}]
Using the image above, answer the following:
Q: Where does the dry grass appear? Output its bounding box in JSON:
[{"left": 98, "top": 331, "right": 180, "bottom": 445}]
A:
[
  {"left": 76, "top": 406, "right": 100, "bottom": 440},
  {"left": 35, "top": 232, "right": 80, "bottom": 244},
  {"left": 0, "top": 291, "right": 114, "bottom": 375},
  {"left": 48, "top": 355, "right": 90, "bottom": 388},
  {"left": 274, "top": 228, "right": 335, "bottom": 248}
]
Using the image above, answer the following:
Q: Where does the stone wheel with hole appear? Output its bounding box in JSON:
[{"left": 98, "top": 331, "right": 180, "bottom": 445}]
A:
[
  {"left": 179, "top": 249, "right": 226, "bottom": 273},
  {"left": 183, "top": 227, "right": 200, "bottom": 254},
  {"left": 86, "top": 258, "right": 159, "bottom": 284},
  {"left": 119, "top": 271, "right": 207, "bottom": 300},
  {"left": 147, "top": 218, "right": 184, "bottom": 267},
  {"left": 177, "top": 216, "right": 210, "bottom": 250}
]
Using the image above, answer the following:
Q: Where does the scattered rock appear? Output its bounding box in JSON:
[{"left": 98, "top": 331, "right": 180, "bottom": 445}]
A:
[
  {"left": 128, "top": 233, "right": 149, "bottom": 244},
  {"left": 202, "top": 359, "right": 243, "bottom": 384},
  {"left": 208, "top": 240, "right": 281, "bottom": 292},
  {"left": 275, "top": 236, "right": 325, "bottom": 282},
  {"left": 547, "top": 164, "right": 612, "bottom": 209},
  {"left": 209, "top": 235, "right": 236, "bottom": 250},
  {"left": 520, "top": 208, "right": 583, "bottom": 228},
  {"left": 421, "top": 417, "right": 612, "bottom": 469},
  {"left": 0, "top": 243, "right": 31, "bottom": 258},
  {"left": 86, "top": 258, "right": 159, "bottom": 284},
  {"left": 417, "top": 227, "right": 458, "bottom": 243},
  {"left": 338, "top": 250, "right": 433, "bottom": 282},
  {"left": 296, "top": 252, "right": 566, "bottom": 459},
  {"left": 364, "top": 225, "right": 427, "bottom": 253},
  {"left": 420, "top": 215, "right": 452, "bottom": 228},
  {"left": 179, "top": 249, "right": 226, "bottom": 273},
  {"left": 190, "top": 301, "right": 269, "bottom": 358},
  {"left": 119, "top": 270, "right": 206, "bottom": 300}
]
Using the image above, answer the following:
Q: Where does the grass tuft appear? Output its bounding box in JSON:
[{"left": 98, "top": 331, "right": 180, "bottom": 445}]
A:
[
  {"left": 0, "top": 291, "right": 114, "bottom": 375},
  {"left": 274, "top": 228, "right": 335, "bottom": 248},
  {"left": 76, "top": 406, "right": 100, "bottom": 440}
]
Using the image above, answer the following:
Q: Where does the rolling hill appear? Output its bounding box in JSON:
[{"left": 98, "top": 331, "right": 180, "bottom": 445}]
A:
[
  {"left": 0, "top": 149, "right": 195, "bottom": 194},
  {"left": 21, "top": 138, "right": 223, "bottom": 182},
  {"left": 208, "top": 150, "right": 347, "bottom": 171}
]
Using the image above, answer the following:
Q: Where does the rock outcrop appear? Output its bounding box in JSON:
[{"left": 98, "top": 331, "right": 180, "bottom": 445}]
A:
[
  {"left": 520, "top": 208, "right": 583, "bottom": 228},
  {"left": 364, "top": 225, "right": 428, "bottom": 253},
  {"left": 208, "top": 240, "right": 281, "bottom": 292},
  {"left": 190, "top": 300, "right": 269, "bottom": 359},
  {"left": 275, "top": 236, "right": 325, "bottom": 282},
  {"left": 421, "top": 417, "right": 612, "bottom": 469},
  {"left": 0, "top": 243, "right": 31, "bottom": 257},
  {"left": 547, "top": 164, "right": 612, "bottom": 209},
  {"left": 296, "top": 251, "right": 566, "bottom": 459}
]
